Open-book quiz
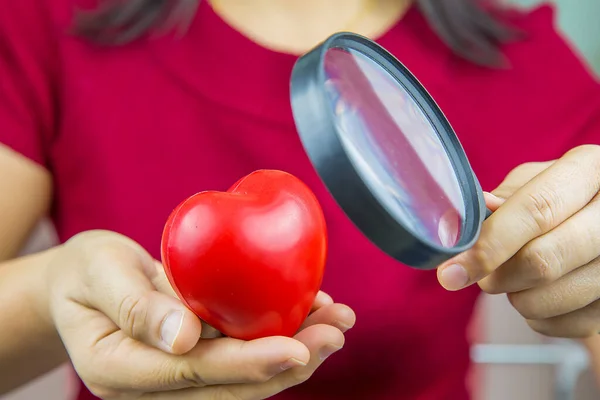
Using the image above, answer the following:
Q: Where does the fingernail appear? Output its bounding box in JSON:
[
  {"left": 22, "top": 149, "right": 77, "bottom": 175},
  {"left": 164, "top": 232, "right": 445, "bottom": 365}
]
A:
[
  {"left": 316, "top": 291, "right": 334, "bottom": 305},
  {"left": 484, "top": 192, "right": 501, "bottom": 199},
  {"left": 161, "top": 311, "right": 184, "bottom": 349},
  {"left": 280, "top": 358, "right": 307, "bottom": 371},
  {"left": 333, "top": 321, "right": 353, "bottom": 332},
  {"left": 440, "top": 264, "right": 469, "bottom": 290},
  {"left": 484, "top": 192, "right": 506, "bottom": 206},
  {"left": 319, "top": 344, "right": 343, "bottom": 361}
]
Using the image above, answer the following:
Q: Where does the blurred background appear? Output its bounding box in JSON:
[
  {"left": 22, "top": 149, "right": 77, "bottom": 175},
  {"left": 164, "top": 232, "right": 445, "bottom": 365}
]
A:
[
  {"left": 2, "top": 1, "right": 600, "bottom": 399},
  {"left": 471, "top": 2, "right": 600, "bottom": 400}
]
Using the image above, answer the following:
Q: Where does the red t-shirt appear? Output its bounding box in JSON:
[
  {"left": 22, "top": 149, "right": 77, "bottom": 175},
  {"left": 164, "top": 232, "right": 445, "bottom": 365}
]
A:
[{"left": 2, "top": 1, "right": 600, "bottom": 399}]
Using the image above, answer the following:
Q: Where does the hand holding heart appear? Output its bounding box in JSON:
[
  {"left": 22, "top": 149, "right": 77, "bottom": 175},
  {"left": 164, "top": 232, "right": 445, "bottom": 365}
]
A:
[
  {"left": 437, "top": 145, "right": 600, "bottom": 338},
  {"left": 45, "top": 231, "right": 353, "bottom": 400},
  {"left": 43, "top": 170, "right": 355, "bottom": 399}
]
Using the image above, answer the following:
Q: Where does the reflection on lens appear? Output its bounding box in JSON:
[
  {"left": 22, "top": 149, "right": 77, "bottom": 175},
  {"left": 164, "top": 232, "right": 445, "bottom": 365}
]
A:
[{"left": 323, "top": 47, "right": 465, "bottom": 247}]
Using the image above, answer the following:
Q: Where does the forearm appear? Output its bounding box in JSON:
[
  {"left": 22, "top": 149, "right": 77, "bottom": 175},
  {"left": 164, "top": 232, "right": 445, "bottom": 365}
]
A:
[{"left": 0, "top": 247, "right": 69, "bottom": 394}]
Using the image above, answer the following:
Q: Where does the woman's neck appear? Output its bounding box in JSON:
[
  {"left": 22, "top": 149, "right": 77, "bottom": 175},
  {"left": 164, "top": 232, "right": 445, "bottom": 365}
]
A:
[{"left": 208, "top": 0, "right": 412, "bottom": 55}]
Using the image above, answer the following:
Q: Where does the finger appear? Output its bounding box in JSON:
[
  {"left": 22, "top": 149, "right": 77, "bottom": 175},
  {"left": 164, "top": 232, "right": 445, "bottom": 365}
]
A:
[
  {"left": 480, "top": 194, "right": 600, "bottom": 293},
  {"left": 174, "top": 324, "right": 345, "bottom": 400},
  {"left": 237, "top": 324, "right": 344, "bottom": 398},
  {"left": 492, "top": 161, "right": 554, "bottom": 200},
  {"left": 438, "top": 146, "right": 600, "bottom": 290},
  {"left": 483, "top": 192, "right": 505, "bottom": 212},
  {"left": 151, "top": 261, "right": 222, "bottom": 339},
  {"left": 152, "top": 260, "right": 223, "bottom": 339},
  {"left": 525, "top": 297, "right": 600, "bottom": 339},
  {"left": 311, "top": 291, "right": 334, "bottom": 312},
  {"left": 151, "top": 260, "right": 179, "bottom": 297},
  {"left": 177, "top": 336, "right": 311, "bottom": 386},
  {"left": 301, "top": 303, "right": 355, "bottom": 332},
  {"left": 82, "top": 240, "right": 201, "bottom": 354},
  {"left": 200, "top": 321, "right": 223, "bottom": 339},
  {"left": 506, "top": 257, "right": 600, "bottom": 320},
  {"left": 85, "top": 329, "right": 311, "bottom": 393}
]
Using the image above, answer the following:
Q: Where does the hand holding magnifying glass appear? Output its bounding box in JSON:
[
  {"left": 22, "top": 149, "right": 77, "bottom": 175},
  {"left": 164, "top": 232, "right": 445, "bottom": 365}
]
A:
[
  {"left": 439, "top": 146, "right": 600, "bottom": 338},
  {"left": 291, "top": 33, "right": 600, "bottom": 338}
]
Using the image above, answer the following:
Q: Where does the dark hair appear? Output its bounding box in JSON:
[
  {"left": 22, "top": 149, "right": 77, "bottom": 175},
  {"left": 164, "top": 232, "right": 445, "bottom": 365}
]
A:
[{"left": 75, "top": 0, "right": 521, "bottom": 66}]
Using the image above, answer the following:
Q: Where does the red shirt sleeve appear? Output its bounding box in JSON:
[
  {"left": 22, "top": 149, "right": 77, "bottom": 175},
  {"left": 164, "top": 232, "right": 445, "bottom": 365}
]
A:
[{"left": 0, "top": 0, "right": 59, "bottom": 166}]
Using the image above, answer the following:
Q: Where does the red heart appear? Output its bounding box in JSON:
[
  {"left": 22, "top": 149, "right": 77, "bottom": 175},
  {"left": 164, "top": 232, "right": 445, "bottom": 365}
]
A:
[{"left": 161, "top": 170, "right": 327, "bottom": 340}]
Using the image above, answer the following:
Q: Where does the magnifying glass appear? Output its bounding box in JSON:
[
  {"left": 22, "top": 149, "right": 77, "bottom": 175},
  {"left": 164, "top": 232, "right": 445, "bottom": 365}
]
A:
[{"left": 290, "top": 32, "right": 490, "bottom": 270}]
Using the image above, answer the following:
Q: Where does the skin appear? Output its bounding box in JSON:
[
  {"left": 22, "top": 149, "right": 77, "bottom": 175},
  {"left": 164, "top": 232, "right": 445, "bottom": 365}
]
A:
[
  {"left": 216, "top": 0, "right": 600, "bottom": 365},
  {"left": 0, "top": 224, "right": 355, "bottom": 399},
  {"left": 436, "top": 146, "right": 600, "bottom": 363},
  {"left": 0, "top": 2, "right": 387, "bottom": 395},
  {"left": 584, "top": 334, "right": 600, "bottom": 385},
  {"left": 209, "top": 0, "right": 412, "bottom": 55},
  {"left": 1, "top": 0, "right": 600, "bottom": 397},
  {"left": 0, "top": 145, "right": 52, "bottom": 261}
]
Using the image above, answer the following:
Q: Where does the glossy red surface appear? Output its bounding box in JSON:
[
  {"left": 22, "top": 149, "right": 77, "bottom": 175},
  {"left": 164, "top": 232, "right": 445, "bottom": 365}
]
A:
[{"left": 161, "top": 170, "right": 327, "bottom": 340}]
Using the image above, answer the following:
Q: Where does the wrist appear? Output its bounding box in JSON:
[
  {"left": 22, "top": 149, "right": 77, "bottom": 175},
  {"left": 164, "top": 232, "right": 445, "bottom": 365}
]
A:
[
  {"left": 0, "top": 246, "right": 69, "bottom": 392},
  {"left": 26, "top": 246, "right": 65, "bottom": 334}
]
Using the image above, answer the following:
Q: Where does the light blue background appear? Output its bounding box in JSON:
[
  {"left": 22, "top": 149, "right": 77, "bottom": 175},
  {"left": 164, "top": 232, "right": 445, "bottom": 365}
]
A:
[{"left": 509, "top": 0, "right": 600, "bottom": 74}]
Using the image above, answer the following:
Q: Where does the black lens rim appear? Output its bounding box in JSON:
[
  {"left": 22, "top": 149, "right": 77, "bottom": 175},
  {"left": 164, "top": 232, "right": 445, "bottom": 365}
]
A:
[{"left": 290, "top": 32, "right": 487, "bottom": 270}]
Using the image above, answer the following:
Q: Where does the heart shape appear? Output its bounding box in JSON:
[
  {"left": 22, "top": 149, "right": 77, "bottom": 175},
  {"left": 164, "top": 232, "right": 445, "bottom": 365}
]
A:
[{"left": 161, "top": 170, "right": 327, "bottom": 340}]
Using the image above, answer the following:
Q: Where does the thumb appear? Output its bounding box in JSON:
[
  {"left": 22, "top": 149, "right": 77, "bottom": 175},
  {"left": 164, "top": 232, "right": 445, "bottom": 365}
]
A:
[
  {"left": 117, "top": 291, "right": 202, "bottom": 354},
  {"left": 82, "top": 238, "right": 202, "bottom": 354}
]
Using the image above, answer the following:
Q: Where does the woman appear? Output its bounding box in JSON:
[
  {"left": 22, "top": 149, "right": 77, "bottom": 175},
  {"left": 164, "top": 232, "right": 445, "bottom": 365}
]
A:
[{"left": 1, "top": 0, "right": 600, "bottom": 399}]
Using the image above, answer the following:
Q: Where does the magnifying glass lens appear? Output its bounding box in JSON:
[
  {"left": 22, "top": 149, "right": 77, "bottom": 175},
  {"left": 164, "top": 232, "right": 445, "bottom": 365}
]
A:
[{"left": 322, "top": 47, "right": 465, "bottom": 248}]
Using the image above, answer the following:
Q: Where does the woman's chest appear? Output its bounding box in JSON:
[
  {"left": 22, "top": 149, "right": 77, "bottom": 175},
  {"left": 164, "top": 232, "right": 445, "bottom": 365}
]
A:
[{"left": 49, "top": 41, "right": 577, "bottom": 254}]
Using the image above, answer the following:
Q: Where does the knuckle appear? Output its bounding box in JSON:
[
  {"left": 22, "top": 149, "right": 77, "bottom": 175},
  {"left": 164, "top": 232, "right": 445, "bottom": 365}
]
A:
[
  {"left": 510, "top": 162, "right": 534, "bottom": 176},
  {"left": 581, "top": 145, "right": 600, "bottom": 181},
  {"left": 507, "top": 162, "right": 545, "bottom": 180},
  {"left": 250, "top": 368, "right": 276, "bottom": 384},
  {"left": 470, "top": 241, "right": 501, "bottom": 276},
  {"left": 521, "top": 244, "right": 560, "bottom": 284},
  {"left": 66, "top": 230, "right": 122, "bottom": 256},
  {"left": 565, "top": 145, "right": 600, "bottom": 187},
  {"left": 588, "top": 145, "right": 600, "bottom": 167},
  {"left": 117, "top": 294, "right": 149, "bottom": 338},
  {"left": 570, "top": 144, "right": 600, "bottom": 159},
  {"left": 235, "top": 343, "right": 276, "bottom": 383},
  {"left": 81, "top": 244, "right": 135, "bottom": 285},
  {"left": 171, "top": 361, "right": 207, "bottom": 388},
  {"left": 524, "top": 190, "right": 560, "bottom": 232}
]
